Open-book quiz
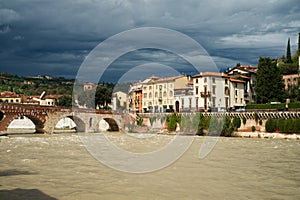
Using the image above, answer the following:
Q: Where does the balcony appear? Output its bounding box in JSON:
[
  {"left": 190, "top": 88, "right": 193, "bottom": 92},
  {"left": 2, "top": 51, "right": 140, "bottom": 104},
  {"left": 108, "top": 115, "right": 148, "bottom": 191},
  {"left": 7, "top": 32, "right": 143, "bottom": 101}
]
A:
[{"left": 200, "top": 91, "right": 210, "bottom": 98}]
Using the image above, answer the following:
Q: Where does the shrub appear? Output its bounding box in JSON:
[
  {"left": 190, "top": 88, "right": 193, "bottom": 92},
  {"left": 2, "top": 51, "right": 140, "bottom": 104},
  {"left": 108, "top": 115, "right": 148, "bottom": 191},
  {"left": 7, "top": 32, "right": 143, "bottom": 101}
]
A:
[
  {"left": 254, "top": 113, "right": 259, "bottom": 124},
  {"left": 167, "top": 113, "right": 181, "bottom": 132},
  {"left": 251, "top": 126, "right": 256, "bottom": 132},
  {"left": 232, "top": 117, "right": 241, "bottom": 130},
  {"left": 265, "top": 118, "right": 276, "bottom": 132},
  {"left": 136, "top": 115, "right": 143, "bottom": 126},
  {"left": 242, "top": 117, "right": 247, "bottom": 125},
  {"left": 259, "top": 119, "right": 263, "bottom": 126}
]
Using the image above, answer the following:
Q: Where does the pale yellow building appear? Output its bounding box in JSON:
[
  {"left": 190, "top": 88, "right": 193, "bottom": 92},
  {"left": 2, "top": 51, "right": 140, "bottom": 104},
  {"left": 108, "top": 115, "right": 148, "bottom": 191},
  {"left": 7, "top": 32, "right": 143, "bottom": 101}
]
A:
[
  {"left": 0, "top": 91, "right": 24, "bottom": 103},
  {"left": 142, "top": 75, "right": 190, "bottom": 113}
]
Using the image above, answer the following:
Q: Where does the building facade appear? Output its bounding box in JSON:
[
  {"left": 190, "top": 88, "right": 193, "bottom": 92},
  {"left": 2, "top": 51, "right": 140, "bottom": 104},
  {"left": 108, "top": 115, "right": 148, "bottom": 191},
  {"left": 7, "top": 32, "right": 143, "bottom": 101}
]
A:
[
  {"left": 193, "top": 72, "right": 246, "bottom": 111},
  {"left": 141, "top": 75, "right": 190, "bottom": 113}
]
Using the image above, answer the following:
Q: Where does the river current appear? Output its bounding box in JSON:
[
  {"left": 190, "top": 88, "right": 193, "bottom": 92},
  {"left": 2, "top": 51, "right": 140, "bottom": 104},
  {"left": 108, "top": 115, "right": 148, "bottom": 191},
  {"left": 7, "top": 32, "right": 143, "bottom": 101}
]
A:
[{"left": 0, "top": 132, "right": 299, "bottom": 200}]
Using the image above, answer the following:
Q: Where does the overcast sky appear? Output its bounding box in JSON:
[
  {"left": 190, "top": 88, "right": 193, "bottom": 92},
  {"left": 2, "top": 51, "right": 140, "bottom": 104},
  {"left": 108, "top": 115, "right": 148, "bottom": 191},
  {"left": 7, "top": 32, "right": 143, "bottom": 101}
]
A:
[{"left": 0, "top": 0, "right": 299, "bottom": 82}]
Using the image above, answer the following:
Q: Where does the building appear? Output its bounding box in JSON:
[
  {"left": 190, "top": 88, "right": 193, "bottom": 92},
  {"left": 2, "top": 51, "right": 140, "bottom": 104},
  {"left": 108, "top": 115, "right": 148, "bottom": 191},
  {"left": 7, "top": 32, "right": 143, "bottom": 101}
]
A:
[
  {"left": 229, "top": 78, "right": 246, "bottom": 109},
  {"left": 0, "top": 91, "right": 24, "bottom": 103},
  {"left": 282, "top": 56, "right": 300, "bottom": 90},
  {"left": 83, "top": 82, "right": 96, "bottom": 91},
  {"left": 282, "top": 74, "right": 299, "bottom": 90},
  {"left": 111, "top": 91, "right": 128, "bottom": 111},
  {"left": 128, "top": 82, "right": 143, "bottom": 113},
  {"left": 227, "top": 65, "right": 257, "bottom": 104},
  {"left": 141, "top": 75, "right": 190, "bottom": 113},
  {"left": 174, "top": 80, "right": 197, "bottom": 112},
  {"left": 193, "top": 72, "right": 246, "bottom": 111}
]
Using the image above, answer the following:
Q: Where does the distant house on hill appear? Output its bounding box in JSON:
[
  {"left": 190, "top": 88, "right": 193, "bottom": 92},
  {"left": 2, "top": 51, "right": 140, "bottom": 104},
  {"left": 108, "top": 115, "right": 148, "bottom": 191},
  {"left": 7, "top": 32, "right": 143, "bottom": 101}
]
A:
[{"left": 0, "top": 91, "right": 24, "bottom": 103}]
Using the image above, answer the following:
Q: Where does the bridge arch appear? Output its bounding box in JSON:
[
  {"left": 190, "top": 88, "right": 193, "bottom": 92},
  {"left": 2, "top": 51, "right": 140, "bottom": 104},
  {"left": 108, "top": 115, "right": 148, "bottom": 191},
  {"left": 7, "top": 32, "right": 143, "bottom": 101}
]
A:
[
  {"left": 50, "top": 115, "right": 86, "bottom": 133},
  {"left": 102, "top": 118, "right": 119, "bottom": 131},
  {"left": 7, "top": 114, "right": 44, "bottom": 133},
  {"left": 0, "top": 110, "right": 4, "bottom": 121}
]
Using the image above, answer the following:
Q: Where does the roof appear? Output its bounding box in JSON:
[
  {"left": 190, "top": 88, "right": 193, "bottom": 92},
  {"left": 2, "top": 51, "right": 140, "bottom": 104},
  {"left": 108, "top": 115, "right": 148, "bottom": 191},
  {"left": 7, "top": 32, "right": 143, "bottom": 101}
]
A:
[
  {"left": 0, "top": 91, "right": 23, "bottom": 98},
  {"left": 227, "top": 65, "right": 258, "bottom": 74},
  {"left": 192, "top": 72, "right": 228, "bottom": 78},
  {"left": 229, "top": 78, "right": 246, "bottom": 83},
  {"left": 144, "top": 75, "right": 185, "bottom": 84}
]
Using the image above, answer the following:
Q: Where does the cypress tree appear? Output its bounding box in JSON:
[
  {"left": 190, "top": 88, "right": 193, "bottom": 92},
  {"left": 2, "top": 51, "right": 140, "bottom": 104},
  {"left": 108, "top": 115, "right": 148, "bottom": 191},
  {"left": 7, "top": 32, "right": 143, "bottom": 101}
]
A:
[
  {"left": 286, "top": 38, "right": 292, "bottom": 63},
  {"left": 298, "top": 32, "right": 300, "bottom": 52}
]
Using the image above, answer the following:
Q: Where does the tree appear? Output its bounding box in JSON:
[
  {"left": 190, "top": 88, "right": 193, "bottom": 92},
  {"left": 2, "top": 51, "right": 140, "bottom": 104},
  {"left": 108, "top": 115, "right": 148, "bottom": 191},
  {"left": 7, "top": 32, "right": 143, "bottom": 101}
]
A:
[
  {"left": 255, "top": 57, "right": 285, "bottom": 103},
  {"left": 286, "top": 38, "right": 292, "bottom": 63},
  {"left": 95, "top": 85, "right": 112, "bottom": 109},
  {"left": 298, "top": 32, "right": 300, "bottom": 53},
  {"left": 57, "top": 95, "right": 73, "bottom": 107}
]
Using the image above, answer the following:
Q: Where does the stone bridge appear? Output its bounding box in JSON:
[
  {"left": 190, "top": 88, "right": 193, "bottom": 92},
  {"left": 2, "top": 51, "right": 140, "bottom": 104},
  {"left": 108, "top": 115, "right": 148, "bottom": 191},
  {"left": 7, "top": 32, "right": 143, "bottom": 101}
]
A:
[{"left": 0, "top": 103, "right": 128, "bottom": 134}]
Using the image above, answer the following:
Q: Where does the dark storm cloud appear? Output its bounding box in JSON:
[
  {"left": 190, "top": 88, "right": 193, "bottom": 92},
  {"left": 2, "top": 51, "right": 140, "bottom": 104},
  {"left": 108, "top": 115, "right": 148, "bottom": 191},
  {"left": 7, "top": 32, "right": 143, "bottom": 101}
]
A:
[{"left": 0, "top": 0, "right": 299, "bottom": 81}]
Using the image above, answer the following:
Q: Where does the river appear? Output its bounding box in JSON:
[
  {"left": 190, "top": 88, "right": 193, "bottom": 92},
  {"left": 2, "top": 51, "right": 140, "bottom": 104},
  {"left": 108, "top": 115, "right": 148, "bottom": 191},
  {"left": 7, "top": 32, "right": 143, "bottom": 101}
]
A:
[{"left": 0, "top": 132, "right": 299, "bottom": 200}]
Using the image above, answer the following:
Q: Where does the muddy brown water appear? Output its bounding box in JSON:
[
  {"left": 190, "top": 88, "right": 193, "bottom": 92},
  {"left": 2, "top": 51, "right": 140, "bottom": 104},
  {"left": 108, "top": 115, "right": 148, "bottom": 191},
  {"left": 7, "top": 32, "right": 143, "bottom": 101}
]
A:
[{"left": 0, "top": 133, "right": 299, "bottom": 200}]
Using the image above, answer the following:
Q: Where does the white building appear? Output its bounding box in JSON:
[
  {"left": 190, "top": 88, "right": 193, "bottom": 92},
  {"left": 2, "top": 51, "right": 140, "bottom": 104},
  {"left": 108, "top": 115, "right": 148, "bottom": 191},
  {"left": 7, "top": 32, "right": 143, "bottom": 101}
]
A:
[
  {"left": 227, "top": 65, "right": 257, "bottom": 104},
  {"left": 111, "top": 91, "right": 128, "bottom": 111},
  {"left": 193, "top": 72, "right": 245, "bottom": 111}
]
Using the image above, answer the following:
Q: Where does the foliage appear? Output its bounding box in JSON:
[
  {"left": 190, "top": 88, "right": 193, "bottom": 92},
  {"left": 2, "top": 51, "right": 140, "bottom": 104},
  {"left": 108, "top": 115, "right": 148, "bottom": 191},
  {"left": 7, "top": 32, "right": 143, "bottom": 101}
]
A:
[
  {"left": 95, "top": 85, "right": 112, "bottom": 109},
  {"left": 254, "top": 113, "right": 259, "bottom": 124},
  {"left": 265, "top": 118, "right": 300, "bottom": 133},
  {"left": 255, "top": 57, "right": 285, "bottom": 103},
  {"left": 221, "top": 116, "right": 234, "bottom": 137},
  {"left": 265, "top": 118, "right": 276, "bottom": 132},
  {"left": 136, "top": 115, "right": 144, "bottom": 126},
  {"left": 57, "top": 95, "right": 73, "bottom": 107},
  {"left": 242, "top": 117, "right": 247, "bottom": 125},
  {"left": 166, "top": 113, "right": 181, "bottom": 132},
  {"left": 232, "top": 117, "right": 241, "bottom": 131},
  {"left": 246, "top": 103, "right": 285, "bottom": 109},
  {"left": 251, "top": 126, "right": 256, "bottom": 132},
  {"left": 149, "top": 117, "right": 156, "bottom": 126},
  {"left": 259, "top": 119, "right": 263, "bottom": 126},
  {"left": 286, "top": 38, "right": 292, "bottom": 63}
]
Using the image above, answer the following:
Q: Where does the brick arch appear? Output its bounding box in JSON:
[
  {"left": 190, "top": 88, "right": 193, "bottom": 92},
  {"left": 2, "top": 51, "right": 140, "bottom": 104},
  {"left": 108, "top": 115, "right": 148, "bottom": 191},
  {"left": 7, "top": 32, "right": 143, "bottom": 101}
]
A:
[
  {"left": 0, "top": 110, "right": 4, "bottom": 121},
  {"left": 103, "top": 118, "right": 119, "bottom": 131},
  {"left": 6, "top": 114, "right": 44, "bottom": 133}
]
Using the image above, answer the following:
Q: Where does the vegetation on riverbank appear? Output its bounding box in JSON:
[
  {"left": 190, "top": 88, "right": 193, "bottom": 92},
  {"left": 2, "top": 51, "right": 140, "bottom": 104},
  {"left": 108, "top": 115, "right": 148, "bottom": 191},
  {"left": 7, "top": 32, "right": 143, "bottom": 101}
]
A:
[{"left": 265, "top": 118, "right": 300, "bottom": 133}]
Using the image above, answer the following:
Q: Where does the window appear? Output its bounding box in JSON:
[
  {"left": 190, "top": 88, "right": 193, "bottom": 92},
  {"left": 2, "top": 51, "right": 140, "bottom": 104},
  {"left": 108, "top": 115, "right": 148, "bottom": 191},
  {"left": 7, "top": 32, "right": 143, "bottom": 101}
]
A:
[
  {"left": 225, "top": 87, "right": 229, "bottom": 95},
  {"left": 235, "top": 90, "right": 238, "bottom": 96},
  {"left": 169, "top": 83, "right": 173, "bottom": 88},
  {"left": 10, "top": 99, "right": 13, "bottom": 103},
  {"left": 143, "top": 86, "right": 147, "bottom": 90},
  {"left": 241, "top": 98, "right": 243, "bottom": 103},
  {"left": 169, "top": 91, "right": 173, "bottom": 97},
  {"left": 149, "top": 86, "right": 152, "bottom": 90},
  {"left": 181, "top": 99, "right": 184, "bottom": 109},
  {"left": 189, "top": 98, "right": 192, "bottom": 109},
  {"left": 212, "top": 77, "right": 215, "bottom": 83},
  {"left": 195, "top": 87, "right": 199, "bottom": 95},
  {"left": 196, "top": 97, "right": 198, "bottom": 109},
  {"left": 155, "top": 92, "right": 158, "bottom": 98},
  {"left": 149, "top": 92, "right": 152, "bottom": 98},
  {"left": 212, "top": 97, "right": 216, "bottom": 107},
  {"left": 212, "top": 85, "right": 216, "bottom": 95},
  {"left": 143, "top": 93, "right": 147, "bottom": 98},
  {"left": 225, "top": 79, "right": 228, "bottom": 85},
  {"left": 195, "top": 79, "right": 198, "bottom": 84},
  {"left": 16, "top": 99, "right": 19, "bottom": 103},
  {"left": 163, "top": 91, "right": 167, "bottom": 97},
  {"left": 204, "top": 77, "right": 207, "bottom": 83},
  {"left": 235, "top": 98, "right": 237, "bottom": 103}
]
